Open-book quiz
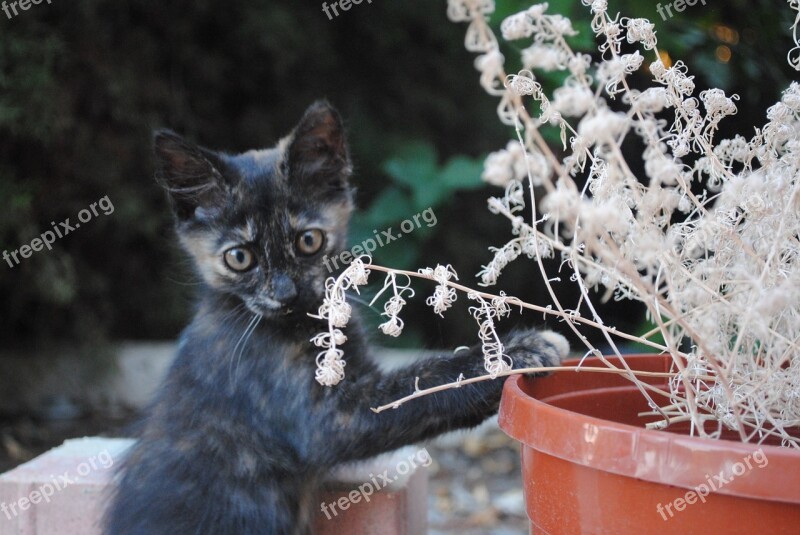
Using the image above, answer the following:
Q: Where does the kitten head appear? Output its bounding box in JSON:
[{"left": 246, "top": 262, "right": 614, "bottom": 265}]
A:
[{"left": 155, "top": 101, "right": 353, "bottom": 319}]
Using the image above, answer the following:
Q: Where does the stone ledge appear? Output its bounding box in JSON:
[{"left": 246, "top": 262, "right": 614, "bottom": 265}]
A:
[{"left": 0, "top": 437, "right": 427, "bottom": 535}]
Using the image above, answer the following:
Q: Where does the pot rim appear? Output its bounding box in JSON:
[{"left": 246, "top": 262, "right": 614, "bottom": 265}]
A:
[{"left": 498, "top": 354, "right": 800, "bottom": 504}]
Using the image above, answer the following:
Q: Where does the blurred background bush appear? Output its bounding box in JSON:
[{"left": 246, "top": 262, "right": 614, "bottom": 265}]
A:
[{"left": 0, "top": 0, "right": 796, "bottom": 355}]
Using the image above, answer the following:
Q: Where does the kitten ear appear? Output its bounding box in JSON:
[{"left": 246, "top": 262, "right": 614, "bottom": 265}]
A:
[
  {"left": 153, "top": 130, "right": 228, "bottom": 220},
  {"left": 286, "top": 101, "right": 351, "bottom": 190}
]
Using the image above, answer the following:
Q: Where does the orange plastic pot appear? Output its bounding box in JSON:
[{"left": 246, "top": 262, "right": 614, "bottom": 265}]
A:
[{"left": 498, "top": 354, "right": 800, "bottom": 534}]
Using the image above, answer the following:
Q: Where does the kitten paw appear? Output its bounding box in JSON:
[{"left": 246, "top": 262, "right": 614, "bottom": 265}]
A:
[{"left": 503, "top": 329, "right": 569, "bottom": 373}]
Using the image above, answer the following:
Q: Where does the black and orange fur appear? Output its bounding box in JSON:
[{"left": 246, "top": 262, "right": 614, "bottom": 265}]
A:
[{"left": 104, "top": 101, "right": 566, "bottom": 535}]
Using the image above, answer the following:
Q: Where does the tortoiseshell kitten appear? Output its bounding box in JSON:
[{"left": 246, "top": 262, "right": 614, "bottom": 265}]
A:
[{"left": 104, "top": 101, "right": 568, "bottom": 535}]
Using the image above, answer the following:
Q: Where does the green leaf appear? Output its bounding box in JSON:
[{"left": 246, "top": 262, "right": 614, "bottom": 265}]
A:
[
  {"left": 381, "top": 141, "right": 438, "bottom": 190},
  {"left": 380, "top": 141, "right": 488, "bottom": 211},
  {"left": 439, "top": 156, "right": 484, "bottom": 190},
  {"left": 372, "top": 241, "right": 419, "bottom": 271},
  {"left": 360, "top": 187, "right": 415, "bottom": 227},
  {"left": 631, "top": 318, "right": 668, "bottom": 353}
]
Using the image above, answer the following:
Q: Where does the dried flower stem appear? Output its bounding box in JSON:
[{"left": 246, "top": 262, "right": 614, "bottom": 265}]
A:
[
  {"left": 367, "top": 264, "right": 679, "bottom": 354},
  {"left": 371, "top": 364, "right": 712, "bottom": 414}
]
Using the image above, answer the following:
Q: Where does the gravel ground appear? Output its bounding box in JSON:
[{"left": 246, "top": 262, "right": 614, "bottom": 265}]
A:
[{"left": 426, "top": 418, "right": 529, "bottom": 535}]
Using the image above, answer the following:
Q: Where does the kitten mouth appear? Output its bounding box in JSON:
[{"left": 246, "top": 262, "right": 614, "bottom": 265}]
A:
[
  {"left": 255, "top": 306, "right": 298, "bottom": 319},
  {"left": 246, "top": 299, "right": 296, "bottom": 317},
  {"left": 252, "top": 296, "right": 282, "bottom": 310}
]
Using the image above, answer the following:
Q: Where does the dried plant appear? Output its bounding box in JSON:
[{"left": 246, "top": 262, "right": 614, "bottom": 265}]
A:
[{"left": 313, "top": 0, "right": 800, "bottom": 448}]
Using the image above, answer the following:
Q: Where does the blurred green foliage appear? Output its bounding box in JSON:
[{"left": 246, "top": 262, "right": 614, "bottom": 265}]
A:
[
  {"left": 351, "top": 141, "right": 485, "bottom": 268},
  {"left": 0, "top": 0, "right": 795, "bottom": 352}
]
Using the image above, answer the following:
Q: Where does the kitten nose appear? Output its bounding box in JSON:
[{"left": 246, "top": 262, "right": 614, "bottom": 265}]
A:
[{"left": 270, "top": 273, "right": 297, "bottom": 305}]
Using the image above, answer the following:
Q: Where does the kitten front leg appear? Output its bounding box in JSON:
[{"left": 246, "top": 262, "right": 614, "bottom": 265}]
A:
[{"left": 315, "top": 329, "right": 568, "bottom": 464}]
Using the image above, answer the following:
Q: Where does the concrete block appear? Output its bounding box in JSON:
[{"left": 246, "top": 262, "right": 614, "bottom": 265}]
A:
[{"left": 0, "top": 438, "right": 428, "bottom": 535}]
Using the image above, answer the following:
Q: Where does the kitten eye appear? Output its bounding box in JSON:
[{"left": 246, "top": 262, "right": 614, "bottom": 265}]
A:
[
  {"left": 223, "top": 247, "right": 256, "bottom": 272},
  {"left": 295, "top": 229, "right": 325, "bottom": 256}
]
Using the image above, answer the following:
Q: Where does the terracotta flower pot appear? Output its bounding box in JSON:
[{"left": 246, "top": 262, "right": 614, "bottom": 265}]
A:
[{"left": 498, "top": 354, "right": 800, "bottom": 534}]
